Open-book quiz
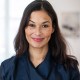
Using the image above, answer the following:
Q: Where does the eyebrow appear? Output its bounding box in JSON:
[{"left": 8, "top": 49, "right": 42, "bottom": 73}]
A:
[{"left": 29, "top": 20, "right": 50, "bottom": 24}]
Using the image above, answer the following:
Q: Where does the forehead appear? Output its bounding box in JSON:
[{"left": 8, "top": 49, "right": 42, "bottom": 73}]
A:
[{"left": 29, "top": 10, "right": 52, "bottom": 23}]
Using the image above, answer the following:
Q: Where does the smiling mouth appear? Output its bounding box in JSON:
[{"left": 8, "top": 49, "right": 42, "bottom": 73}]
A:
[{"left": 32, "top": 38, "right": 44, "bottom": 42}]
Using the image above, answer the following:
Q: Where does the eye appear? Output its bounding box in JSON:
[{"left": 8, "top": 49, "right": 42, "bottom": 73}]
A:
[
  {"left": 42, "top": 24, "right": 49, "bottom": 28},
  {"left": 28, "top": 24, "right": 35, "bottom": 27}
]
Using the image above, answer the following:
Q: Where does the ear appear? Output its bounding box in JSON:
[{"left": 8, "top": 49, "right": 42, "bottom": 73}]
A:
[
  {"left": 52, "top": 28, "right": 54, "bottom": 33},
  {"left": 52, "top": 25, "right": 55, "bottom": 33}
]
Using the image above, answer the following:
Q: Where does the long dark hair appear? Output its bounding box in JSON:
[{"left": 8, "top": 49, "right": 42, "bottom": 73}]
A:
[{"left": 14, "top": 0, "right": 78, "bottom": 69}]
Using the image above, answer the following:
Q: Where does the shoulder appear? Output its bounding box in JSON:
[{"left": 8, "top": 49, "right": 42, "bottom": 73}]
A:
[
  {"left": 69, "top": 63, "right": 80, "bottom": 80},
  {"left": 66, "top": 57, "right": 80, "bottom": 79},
  {"left": 1, "top": 55, "right": 16, "bottom": 68},
  {"left": 56, "top": 63, "right": 80, "bottom": 80},
  {"left": 0, "top": 56, "right": 16, "bottom": 77}
]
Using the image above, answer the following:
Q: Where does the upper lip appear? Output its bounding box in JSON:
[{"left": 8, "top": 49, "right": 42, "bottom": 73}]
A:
[
  {"left": 32, "top": 38, "right": 44, "bottom": 41},
  {"left": 32, "top": 38, "right": 44, "bottom": 39}
]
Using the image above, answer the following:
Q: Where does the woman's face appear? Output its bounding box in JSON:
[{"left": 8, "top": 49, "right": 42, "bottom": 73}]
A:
[{"left": 25, "top": 10, "right": 54, "bottom": 48}]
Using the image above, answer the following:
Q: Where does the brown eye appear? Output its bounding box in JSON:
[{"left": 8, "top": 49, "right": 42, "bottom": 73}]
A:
[
  {"left": 43, "top": 24, "right": 48, "bottom": 28},
  {"left": 28, "top": 24, "right": 35, "bottom": 27}
]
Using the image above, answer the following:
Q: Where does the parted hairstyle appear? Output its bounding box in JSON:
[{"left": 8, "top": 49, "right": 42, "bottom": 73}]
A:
[{"left": 14, "top": 0, "right": 78, "bottom": 69}]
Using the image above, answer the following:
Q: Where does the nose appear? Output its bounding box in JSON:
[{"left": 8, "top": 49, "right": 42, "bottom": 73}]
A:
[{"left": 35, "top": 27, "right": 41, "bottom": 36}]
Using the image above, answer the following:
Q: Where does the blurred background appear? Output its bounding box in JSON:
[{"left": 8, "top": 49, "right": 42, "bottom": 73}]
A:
[{"left": 0, "top": 0, "right": 80, "bottom": 70}]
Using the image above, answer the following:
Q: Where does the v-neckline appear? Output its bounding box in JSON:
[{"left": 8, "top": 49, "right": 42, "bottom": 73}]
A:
[{"left": 26, "top": 50, "right": 52, "bottom": 79}]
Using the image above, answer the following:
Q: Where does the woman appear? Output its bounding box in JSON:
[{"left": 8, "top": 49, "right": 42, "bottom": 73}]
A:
[{"left": 0, "top": 0, "right": 80, "bottom": 80}]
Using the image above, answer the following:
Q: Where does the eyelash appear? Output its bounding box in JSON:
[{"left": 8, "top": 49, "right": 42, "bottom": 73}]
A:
[
  {"left": 28, "top": 24, "right": 35, "bottom": 27},
  {"left": 42, "top": 24, "right": 49, "bottom": 28}
]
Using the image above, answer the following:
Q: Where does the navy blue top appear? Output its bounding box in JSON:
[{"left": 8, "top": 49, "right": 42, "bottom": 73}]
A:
[{"left": 0, "top": 51, "right": 80, "bottom": 80}]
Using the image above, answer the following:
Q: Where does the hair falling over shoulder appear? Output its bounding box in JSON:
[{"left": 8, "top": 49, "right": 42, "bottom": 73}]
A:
[{"left": 14, "top": 0, "right": 79, "bottom": 69}]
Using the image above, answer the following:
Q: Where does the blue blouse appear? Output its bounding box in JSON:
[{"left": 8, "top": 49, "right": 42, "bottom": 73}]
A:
[
  {"left": 15, "top": 51, "right": 52, "bottom": 80},
  {"left": 0, "top": 51, "right": 80, "bottom": 80}
]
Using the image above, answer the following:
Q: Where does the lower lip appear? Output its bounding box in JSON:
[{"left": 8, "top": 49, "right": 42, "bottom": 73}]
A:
[{"left": 32, "top": 38, "right": 44, "bottom": 42}]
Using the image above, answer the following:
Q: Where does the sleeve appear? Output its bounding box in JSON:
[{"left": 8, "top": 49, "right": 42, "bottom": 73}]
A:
[
  {"left": 0, "top": 66, "right": 2, "bottom": 80},
  {"left": 70, "top": 66, "right": 80, "bottom": 80},
  {"left": 0, "top": 56, "right": 16, "bottom": 80},
  {"left": 0, "top": 64, "right": 5, "bottom": 80}
]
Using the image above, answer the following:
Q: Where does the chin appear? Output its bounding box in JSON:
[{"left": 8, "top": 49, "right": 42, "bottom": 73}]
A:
[
  {"left": 32, "top": 45, "right": 43, "bottom": 48},
  {"left": 31, "top": 43, "right": 48, "bottom": 49}
]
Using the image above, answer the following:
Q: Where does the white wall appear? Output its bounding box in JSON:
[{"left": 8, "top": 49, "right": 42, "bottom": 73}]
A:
[
  {"left": 48, "top": 0, "right": 80, "bottom": 70},
  {"left": 0, "top": 0, "right": 34, "bottom": 64}
]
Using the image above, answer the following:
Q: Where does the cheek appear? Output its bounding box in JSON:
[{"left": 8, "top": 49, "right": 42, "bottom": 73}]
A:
[
  {"left": 25, "top": 28, "right": 31, "bottom": 35},
  {"left": 25, "top": 29, "right": 30, "bottom": 38},
  {"left": 44, "top": 30, "right": 52, "bottom": 38}
]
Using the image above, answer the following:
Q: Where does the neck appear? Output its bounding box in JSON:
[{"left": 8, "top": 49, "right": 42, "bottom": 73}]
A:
[{"left": 29, "top": 46, "right": 48, "bottom": 67}]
